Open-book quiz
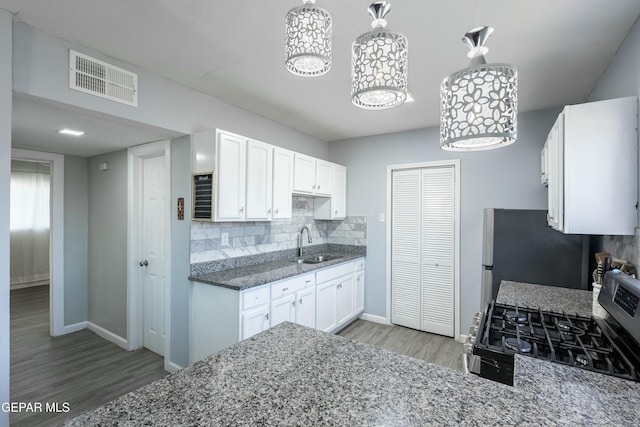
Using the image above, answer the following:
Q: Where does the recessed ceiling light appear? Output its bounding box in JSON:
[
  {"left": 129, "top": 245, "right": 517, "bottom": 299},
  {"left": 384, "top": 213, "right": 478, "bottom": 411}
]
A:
[{"left": 58, "top": 128, "right": 85, "bottom": 136}]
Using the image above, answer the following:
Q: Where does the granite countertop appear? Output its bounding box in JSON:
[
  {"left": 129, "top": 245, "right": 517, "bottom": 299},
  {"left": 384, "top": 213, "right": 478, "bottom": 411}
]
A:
[
  {"left": 67, "top": 322, "right": 640, "bottom": 426},
  {"left": 189, "top": 246, "right": 366, "bottom": 291},
  {"left": 497, "top": 280, "right": 593, "bottom": 317}
]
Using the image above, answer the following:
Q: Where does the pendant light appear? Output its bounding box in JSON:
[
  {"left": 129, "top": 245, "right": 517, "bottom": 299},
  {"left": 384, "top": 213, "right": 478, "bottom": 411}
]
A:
[
  {"left": 440, "top": 26, "right": 518, "bottom": 151},
  {"left": 285, "top": 0, "right": 332, "bottom": 77},
  {"left": 351, "top": 1, "right": 408, "bottom": 109}
]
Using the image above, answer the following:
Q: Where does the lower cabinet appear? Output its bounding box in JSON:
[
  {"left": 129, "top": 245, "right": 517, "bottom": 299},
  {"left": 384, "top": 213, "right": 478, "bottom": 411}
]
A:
[{"left": 190, "top": 257, "right": 365, "bottom": 363}]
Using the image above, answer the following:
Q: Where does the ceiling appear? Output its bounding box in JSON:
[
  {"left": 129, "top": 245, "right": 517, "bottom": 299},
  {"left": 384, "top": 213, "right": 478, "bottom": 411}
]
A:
[{"left": 2, "top": 0, "right": 640, "bottom": 155}]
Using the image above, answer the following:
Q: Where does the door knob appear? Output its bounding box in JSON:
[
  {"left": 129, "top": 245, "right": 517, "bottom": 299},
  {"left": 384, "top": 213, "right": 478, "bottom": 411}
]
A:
[{"left": 139, "top": 260, "right": 148, "bottom": 267}]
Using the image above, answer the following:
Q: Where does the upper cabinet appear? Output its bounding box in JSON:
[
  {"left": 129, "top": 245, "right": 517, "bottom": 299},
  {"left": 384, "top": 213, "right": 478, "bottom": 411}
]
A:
[
  {"left": 192, "top": 129, "right": 346, "bottom": 222},
  {"left": 314, "top": 164, "right": 346, "bottom": 220},
  {"left": 293, "top": 153, "right": 332, "bottom": 197},
  {"left": 543, "top": 97, "right": 637, "bottom": 235}
]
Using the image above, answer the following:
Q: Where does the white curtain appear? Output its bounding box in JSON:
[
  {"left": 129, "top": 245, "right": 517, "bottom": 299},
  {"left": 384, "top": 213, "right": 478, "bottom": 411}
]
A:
[{"left": 10, "top": 163, "right": 50, "bottom": 286}]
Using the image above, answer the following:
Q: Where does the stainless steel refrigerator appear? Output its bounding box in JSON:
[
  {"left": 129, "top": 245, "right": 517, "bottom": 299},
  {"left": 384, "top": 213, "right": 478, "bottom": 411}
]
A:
[{"left": 481, "top": 208, "right": 590, "bottom": 305}]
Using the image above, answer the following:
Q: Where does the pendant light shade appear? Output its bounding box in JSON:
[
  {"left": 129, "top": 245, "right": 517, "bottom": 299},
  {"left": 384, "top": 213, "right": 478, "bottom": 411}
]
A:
[
  {"left": 351, "top": 1, "right": 408, "bottom": 109},
  {"left": 285, "top": 0, "right": 332, "bottom": 77},
  {"left": 440, "top": 26, "right": 518, "bottom": 151}
]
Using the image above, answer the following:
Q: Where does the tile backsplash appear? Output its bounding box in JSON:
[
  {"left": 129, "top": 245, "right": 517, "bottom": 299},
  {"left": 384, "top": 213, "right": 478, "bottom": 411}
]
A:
[
  {"left": 190, "top": 196, "right": 367, "bottom": 264},
  {"left": 602, "top": 228, "right": 640, "bottom": 275}
]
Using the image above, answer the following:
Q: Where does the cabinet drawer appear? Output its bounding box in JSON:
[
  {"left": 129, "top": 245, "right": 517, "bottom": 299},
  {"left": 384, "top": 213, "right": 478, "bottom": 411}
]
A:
[
  {"left": 242, "top": 285, "right": 270, "bottom": 310},
  {"left": 316, "top": 261, "right": 355, "bottom": 283},
  {"left": 271, "top": 273, "right": 314, "bottom": 299},
  {"left": 354, "top": 259, "right": 365, "bottom": 272}
]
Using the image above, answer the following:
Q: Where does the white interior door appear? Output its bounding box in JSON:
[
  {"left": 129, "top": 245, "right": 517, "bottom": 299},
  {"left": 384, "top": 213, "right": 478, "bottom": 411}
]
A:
[
  {"left": 141, "top": 155, "right": 167, "bottom": 355},
  {"left": 391, "top": 165, "right": 456, "bottom": 337}
]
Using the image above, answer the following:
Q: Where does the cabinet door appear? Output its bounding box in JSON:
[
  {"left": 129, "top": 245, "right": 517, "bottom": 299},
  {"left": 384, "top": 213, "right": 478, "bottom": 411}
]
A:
[
  {"left": 546, "top": 114, "right": 564, "bottom": 231},
  {"left": 191, "top": 129, "right": 215, "bottom": 174},
  {"left": 270, "top": 294, "right": 296, "bottom": 327},
  {"left": 354, "top": 271, "right": 364, "bottom": 314},
  {"left": 295, "top": 286, "right": 316, "bottom": 329},
  {"left": 332, "top": 164, "right": 346, "bottom": 219},
  {"left": 293, "top": 153, "right": 316, "bottom": 194},
  {"left": 241, "top": 305, "right": 269, "bottom": 340},
  {"left": 336, "top": 275, "right": 355, "bottom": 326},
  {"left": 316, "top": 280, "right": 337, "bottom": 332},
  {"left": 272, "top": 148, "right": 293, "bottom": 219},
  {"left": 315, "top": 160, "right": 332, "bottom": 196},
  {"left": 245, "top": 139, "right": 273, "bottom": 220},
  {"left": 216, "top": 131, "right": 246, "bottom": 221}
]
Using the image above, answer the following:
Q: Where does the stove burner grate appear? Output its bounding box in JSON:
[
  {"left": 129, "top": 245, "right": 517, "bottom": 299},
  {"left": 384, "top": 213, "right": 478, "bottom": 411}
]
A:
[
  {"left": 504, "top": 310, "right": 527, "bottom": 324},
  {"left": 504, "top": 337, "right": 532, "bottom": 353}
]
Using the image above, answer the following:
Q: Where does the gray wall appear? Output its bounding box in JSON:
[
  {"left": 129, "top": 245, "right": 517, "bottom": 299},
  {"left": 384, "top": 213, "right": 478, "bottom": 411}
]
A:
[
  {"left": 11, "top": 22, "right": 329, "bottom": 160},
  {"left": 87, "top": 150, "right": 128, "bottom": 338},
  {"left": 170, "top": 136, "right": 192, "bottom": 368},
  {"left": 64, "top": 155, "right": 88, "bottom": 325},
  {"left": 328, "top": 108, "right": 559, "bottom": 335},
  {"left": 587, "top": 16, "right": 640, "bottom": 270},
  {"left": 0, "top": 9, "right": 11, "bottom": 427}
]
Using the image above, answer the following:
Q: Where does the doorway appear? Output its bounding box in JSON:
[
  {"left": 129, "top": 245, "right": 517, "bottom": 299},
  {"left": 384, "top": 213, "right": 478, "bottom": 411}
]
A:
[
  {"left": 11, "top": 148, "right": 65, "bottom": 336},
  {"left": 386, "top": 160, "right": 460, "bottom": 339},
  {"left": 127, "top": 141, "right": 171, "bottom": 362}
]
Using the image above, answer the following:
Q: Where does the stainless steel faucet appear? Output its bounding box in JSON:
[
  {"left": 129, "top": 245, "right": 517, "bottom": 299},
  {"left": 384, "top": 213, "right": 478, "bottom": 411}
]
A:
[{"left": 298, "top": 226, "right": 312, "bottom": 258}]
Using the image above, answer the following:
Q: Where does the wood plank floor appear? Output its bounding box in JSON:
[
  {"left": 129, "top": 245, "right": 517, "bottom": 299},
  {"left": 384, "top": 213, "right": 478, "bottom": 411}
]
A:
[
  {"left": 338, "top": 319, "right": 464, "bottom": 372},
  {"left": 10, "top": 285, "right": 169, "bottom": 427}
]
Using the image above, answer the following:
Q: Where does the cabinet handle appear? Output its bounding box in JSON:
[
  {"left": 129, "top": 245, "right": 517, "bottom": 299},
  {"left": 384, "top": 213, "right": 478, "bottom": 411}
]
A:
[
  {"left": 275, "top": 209, "right": 279, "bottom": 214},
  {"left": 291, "top": 301, "right": 296, "bottom": 307},
  {"left": 265, "top": 313, "right": 269, "bottom": 320},
  {"left": 305, "top": 280, "right": 311, "bottom": 284},
  {"left": 334, "top": 210, "right": 338, "bottom": 215},
  {"left": 282, "top": 287, "right": 288, "bottom": 292},
  {"left": 267, "top": 209, "right": 271, "bottom": 214},
  {"left": 317, "top": 185, "right": 321, "bottom": 190},
  {"left": 299, "top": 298, "right": 303, "bottom": 305},
  {"left": 239, "top": 206, "right": 244, "bottom": 213},
  {"left": 312, "top": 184, "right": 316, "bottom": 190}
]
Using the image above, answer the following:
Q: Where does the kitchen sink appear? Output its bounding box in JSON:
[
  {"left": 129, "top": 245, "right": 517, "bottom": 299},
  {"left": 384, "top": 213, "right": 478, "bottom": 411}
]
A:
[{"left": 293, "top": 254, "right": 344, "bottom": 264}]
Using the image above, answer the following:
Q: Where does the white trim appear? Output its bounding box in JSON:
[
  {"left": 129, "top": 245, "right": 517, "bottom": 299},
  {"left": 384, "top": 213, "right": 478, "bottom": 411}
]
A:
[
  {"left": 11, "top": 149, "right": 65, "bottom": 336},
  {"left": 63, "top": 321, "right": 87, "bottom": 334},
  {"left": 385, "top": 159, "right": 462, "bottom": 340},
  {"left": 165, "top": 361, "right": 183, "bottom": 374},
  {"left": 458, "top": 333, "right": 468, "bottom": 344},
  {"left": 359, "top": 313, "right": 390, "bottom": 325},
  {"left": 127, "top": 140, "right": 172, "bottom": 369},
  {"left": 87, "top": 321, "right": 128, "bottom": 350}
]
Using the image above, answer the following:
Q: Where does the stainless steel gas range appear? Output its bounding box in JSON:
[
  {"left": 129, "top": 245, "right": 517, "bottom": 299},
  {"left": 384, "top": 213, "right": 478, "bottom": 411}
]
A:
[{"left": 464, "top": 271, "right": 640, "bottom": 386}]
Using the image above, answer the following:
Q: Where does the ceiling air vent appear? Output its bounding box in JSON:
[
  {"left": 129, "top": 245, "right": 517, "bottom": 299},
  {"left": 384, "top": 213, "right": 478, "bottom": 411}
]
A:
[{"left": 69, "top": 50, "right": 138, "bottom": 107}]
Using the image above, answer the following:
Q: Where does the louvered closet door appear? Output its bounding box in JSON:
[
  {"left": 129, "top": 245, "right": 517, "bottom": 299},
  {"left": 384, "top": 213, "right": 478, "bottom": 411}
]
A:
[
  {"left": 421, "top": 167, "right": 454, "bottom": 336},
  {"left": 391, "top": 169, "right": 422, "bottom": 330},
  {"left": 391, "top": 165, "right": 455, "bottom": 337}
]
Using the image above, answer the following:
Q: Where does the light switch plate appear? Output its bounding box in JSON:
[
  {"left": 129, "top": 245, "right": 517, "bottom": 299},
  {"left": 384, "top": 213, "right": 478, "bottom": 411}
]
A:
[{"left": 221, "top": 232, "right": 229, "bottom": 246}]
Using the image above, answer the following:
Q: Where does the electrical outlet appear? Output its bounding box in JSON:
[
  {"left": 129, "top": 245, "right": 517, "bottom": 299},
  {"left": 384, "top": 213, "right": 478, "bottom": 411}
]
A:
[
  {"left": 221, "top": 232, "right": 229, "bottom": 246},
  {"left": 379, "top": 213, "right": 385, "bottom": 223}
]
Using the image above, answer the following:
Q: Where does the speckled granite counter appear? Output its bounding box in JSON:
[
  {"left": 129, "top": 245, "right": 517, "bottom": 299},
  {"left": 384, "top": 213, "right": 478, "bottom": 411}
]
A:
[
  {"left": 189, "top": 245, "right": 366, "bottom": 290},
  {"left": 497, "top": 280, "right": 593, "bottom": 317},
  {"left": 67, "top": 322, "right": 640, "bottom": 426}
]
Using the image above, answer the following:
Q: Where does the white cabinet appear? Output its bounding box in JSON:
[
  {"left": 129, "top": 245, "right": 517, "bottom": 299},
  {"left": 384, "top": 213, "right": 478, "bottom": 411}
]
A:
[
  {"left": 245, "top": 139, "right": 273, "bottom": 220},
  {"left": 272, "top": 148, "right": 294, "bottom": 220},
  {"left": 354, "top": 260, "right": 365, "bottom": 314},
  {"left": 544, "top": 97, "right": 637, "bottom": 235},
  {"left": 215, "top": 131, "right": 246, "bottom": 221},
  {"left": 215, "top": 131, "right": 293, "bottom": 222},
  {"left": 293, "top": 153, "right": 332, "bottom": 197},
  {"left": 190, "top": 257, "right": 365, "bottom": 363},
  {"left": 314, "top": 164, "right": 346, "bottom": 220},
  {"left": 315, "top": 259, "right": 364, "bottom": 333},
  {"left": 191, "top": 130, "right": 215, "bottom": 174},
  {"left": 316, "top": 279, "right": 338, "bottom": 332},
  {"left": 269, "top": 273, "right": 315, "bottom": 328}
]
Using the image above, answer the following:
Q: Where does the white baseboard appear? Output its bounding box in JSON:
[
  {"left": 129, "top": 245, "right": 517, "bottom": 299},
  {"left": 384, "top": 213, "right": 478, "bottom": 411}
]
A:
[
  {"left": 165, "top": 361, "right": 183, "bottom": 374},
  {"left": 10, "top": 280, "right": 49, "bottom": 290},
  {"left": 87, "top": 321, "right": 129, "bottom": 350},
  {"left": 62, "top": 321, "right": 87, "bottom": 335},
  {"left": 359, "top": 312, "right": 390, "bottom": 325},
  {"left": 457, "top": 333, "right": 468, "bottom": 344}
]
